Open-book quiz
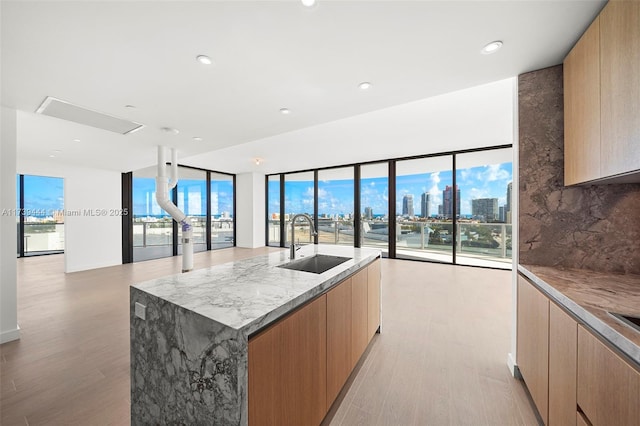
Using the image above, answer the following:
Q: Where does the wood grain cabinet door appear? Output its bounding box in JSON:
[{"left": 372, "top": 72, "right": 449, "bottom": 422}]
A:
[
  {"left": 563, "top": 15, "right": 601, "bottom": 185},
  {"left": 577, "top": 325, "right": 640, "bottom": 426},
  {"left": 351, "top": 268, "right": 369, "bottom": 368},
  {"left": 600, "top": 0, "right": 640, "bottom": 178},
  {"left": 517, "top": 275, "right": 550, "bottom": 424},
  {"left": 248, "top": 294, "right": 327, "bottom": 426},
  {"left": 549, "top": 302, "right": 578, "bottom": 426},
  {"left": 367, "top": 259, "right": 381, "bottom": 341},
  {"left": 327, "top": 277, "right": 353, "bottom": 406}
]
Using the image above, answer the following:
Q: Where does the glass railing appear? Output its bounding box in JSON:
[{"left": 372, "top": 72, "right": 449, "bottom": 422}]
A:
[
  {"left": 23, "top": 222, "right": 65, "bottom": 253},
  {"left": 211, "top": 219, "right": 234, "bottom": 248},
  {"left": 133, "top": 220, "right": 173, "bottom": 247}
]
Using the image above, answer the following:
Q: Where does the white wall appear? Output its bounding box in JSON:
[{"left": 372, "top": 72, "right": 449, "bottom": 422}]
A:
[
  {"left": 235, "top": 172, "right": 265, "bottom": 248},
  {"left": 1, "top": 107, "right": 20, "bottom": 343},
  {"left": 18, "top": 160, "right": 122, "bottom": 273}
]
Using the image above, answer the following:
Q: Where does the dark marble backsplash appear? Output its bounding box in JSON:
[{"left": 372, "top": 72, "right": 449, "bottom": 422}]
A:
[{"left": 518, "top": 65, "right": 640, "bottom": 275}]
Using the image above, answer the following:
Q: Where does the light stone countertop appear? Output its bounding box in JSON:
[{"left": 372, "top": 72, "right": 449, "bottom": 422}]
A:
[
  {"left": 519, "top": 264, "right": 640, "bottom": 367},
  {"left": 133, "top": 244, "right": 381, "bottom": 336}
]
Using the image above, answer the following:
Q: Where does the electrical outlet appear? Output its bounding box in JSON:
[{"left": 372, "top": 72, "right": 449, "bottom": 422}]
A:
[{"left": 135, "top": 302, "right": 146, "bottom": 320}]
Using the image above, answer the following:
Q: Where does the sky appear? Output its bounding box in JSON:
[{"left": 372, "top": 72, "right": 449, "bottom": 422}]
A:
[
  {"left": 18, "top": 175, "right": 64, "bottom": 215},
  {"left": 269, "top": 162, "right": 512, "bottom": 217},
  {"left": 133, "top": 178, "right": 234, "bottom": 217}
]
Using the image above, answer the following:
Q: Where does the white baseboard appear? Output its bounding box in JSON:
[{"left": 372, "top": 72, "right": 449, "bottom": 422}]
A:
[
  {"left": 507, "top": 352, "right": 521, "bottom": 379},
  {"left": 0, "top": 326, "right": 20, "bottom": 344}
]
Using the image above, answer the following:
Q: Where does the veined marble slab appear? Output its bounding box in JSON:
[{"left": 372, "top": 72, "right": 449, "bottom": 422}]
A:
[
  {"left": 518, "top": 264, "right": 640, "bottom": 367},
  {"left": 131, "top": 244, "right": 381, "bottom": 425},
  {"left": 133, "top": 244, "right": 380, "bottom": 336}
]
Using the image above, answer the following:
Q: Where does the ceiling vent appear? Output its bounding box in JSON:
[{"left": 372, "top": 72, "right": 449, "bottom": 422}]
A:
[{"left": 36, "top": 96, "right": 144, "bottom": 135}]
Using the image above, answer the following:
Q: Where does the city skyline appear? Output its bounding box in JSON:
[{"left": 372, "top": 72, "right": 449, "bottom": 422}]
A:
[{"left": 270, "top": 162, "right": 512, "bottom": 218}]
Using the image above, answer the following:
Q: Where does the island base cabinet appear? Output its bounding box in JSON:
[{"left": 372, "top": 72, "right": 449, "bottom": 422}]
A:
[
  {"left": 327, "top": 277, "right": 353, "bottom": 406},
  {"left": 577, "top": 325, "right": 640, "bottom": 426},
  {"left": 248, "top": 294, "right": 327, "bottom": 426},
  {"left": 367, "top": 259, "right": 381, "bottom": 340}
]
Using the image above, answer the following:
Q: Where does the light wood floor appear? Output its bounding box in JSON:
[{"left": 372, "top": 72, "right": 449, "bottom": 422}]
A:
[{"left": 0, "top": 249, "right": 538, "bottom": 426}]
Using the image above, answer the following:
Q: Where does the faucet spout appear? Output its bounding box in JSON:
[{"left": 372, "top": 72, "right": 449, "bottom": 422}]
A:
[{"left": 289, "top": 213, "right": 316, "bottom": 260}]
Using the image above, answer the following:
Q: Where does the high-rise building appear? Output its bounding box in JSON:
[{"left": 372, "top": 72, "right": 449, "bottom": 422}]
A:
[
  {"left": 472, "top": 198, "right": 499, "bottom": 222},
  {"left": 364, "top": 206, "right": 373, "bottom": 220},
  {"left": 438, "top": 205, "right": 443, "bottom": 216},
  {"left": 442, "top": 185, "right": 460, "bottom": 218},
  {"left": 499, "top": 205, "right": 506, "bottom": 223},
  {"left": 402, "top": 194, "right": 414, "bottom": 217},
  {"left": 420, "top": 192, "right": 430, "bottom": 218},
  {"left": 506, "top": 182, "right": 513, "bottom": 224}
]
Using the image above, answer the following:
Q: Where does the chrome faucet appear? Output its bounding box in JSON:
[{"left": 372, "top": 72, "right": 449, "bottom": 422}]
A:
[{"left": 289, "top": 213, "right": 317, "bottom": 260}]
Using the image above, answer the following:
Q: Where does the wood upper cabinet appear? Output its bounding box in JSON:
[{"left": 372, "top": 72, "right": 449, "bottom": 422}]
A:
[
  {"left": 563, "top": 0, "right": 640, "bottom": 184},
  {"left": 367, "top": 259, "right": 381, "bottom": 341},
  {"left": 549, "top": 302, "right": 578, "bottom": 426},
  {"left": 577, "top": 325, "right": 640, "bottom": 426},
  {"left": 351, "top": 268, "right": 368, "bottom": 368},
  {"left": 564, "top": 16, "right": 601, "bottom": 186},
  {"left": 327, "top": 277, "right": 353, "bottom": 406},
  {"left": 599, "top": 0, "right": 640, "bottom": 178},
  {"left": 517, "top": 275, "right": 550, "bottom": 424},
  {"left": 248, "top": 294, "right": 327, "bottom": 426}
]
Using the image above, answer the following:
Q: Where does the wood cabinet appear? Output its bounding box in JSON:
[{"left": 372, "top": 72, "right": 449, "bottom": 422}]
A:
[
  {"left": 367, "top": 259, "right": 381, "bottom": 340},
  {"left": 577, "top": 325, "right": 640, "bottom": 426},
  {"left": 327, "top": 277, "right": 353, "bottom": 406},
  {"left": 564, "top": 16, "right": 601, "bottom": 185},
  {"left": 248, "top": 294, "right": 327, "bottom": 426},
  {"left": 351, "top": 268, "right": 368, "bottom": 368},
  {"left": 563, "top": 0, "right": 640, "bottom": 184},
  {"left": 517, "top": 275, "right": 550, "bottom": 424},
  {"left": 549, "top": 302, "right": 578, "bottom": 426},
  {"left": 249, "top": 258, "right": 382, "bottom": 425},
  {"left": 599, "top": 0, "right": 640, "bottom": 178}
]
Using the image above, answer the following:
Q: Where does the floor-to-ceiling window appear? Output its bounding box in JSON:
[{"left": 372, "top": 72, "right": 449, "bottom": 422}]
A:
[
  {"left": 132, "top": 166, "right": 174, "bottom": 261},
  {"left": 129, "top": 165, "right": 235, "bottom": 262},
  {"left": 360, "top": 163, "right": 389, "bottom": 255},
  {"left": 266, "top": 145, "right": 512, "bottom": 270},
  {"left": 16, "top": 174, "right": 65, "bottom": 256},
  {"left": 284, "top": 171, "right": 314, "bottom": 247},
  {"left": 317, "top": 167, "right": 354, "bottom": 246},
  {"left": 455, "top": 148, "right": 513, "bottom": 268},
  {"left": 210, "top": 172, "right": 234, "bottom": 249},
  {"left": 267, "top": 175, "right": 281, "bottom": 247},
  {"left": 177, "top": 167, "right": 207, "bottom": 254},
  {"left": 395, "top": 156, "right": 454, "bottom": 263}
]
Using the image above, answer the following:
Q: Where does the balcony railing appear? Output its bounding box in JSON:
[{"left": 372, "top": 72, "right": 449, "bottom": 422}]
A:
[
  {"left": 268, "top": 219, "right": 512, "bottom": 269},
  {"left": 19, "top": 222, "right": 65, "bottom": 253},
  {"left": 133, "top": 219, "right": 234, "bottom": 248}
]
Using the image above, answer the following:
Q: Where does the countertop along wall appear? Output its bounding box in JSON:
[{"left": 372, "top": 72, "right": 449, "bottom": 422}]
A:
[{"left": 518, "top": 65, "right": 640, "bottom": 275}]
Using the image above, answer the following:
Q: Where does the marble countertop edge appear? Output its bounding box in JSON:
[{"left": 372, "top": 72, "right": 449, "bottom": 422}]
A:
[{"left": 518, "top": 264, "right": 640, "bottom": 367}]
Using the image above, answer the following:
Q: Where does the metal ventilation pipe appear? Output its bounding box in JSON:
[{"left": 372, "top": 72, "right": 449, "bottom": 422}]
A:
[{"left": 156, "top": 146, "right": 193, "bottom": 272}]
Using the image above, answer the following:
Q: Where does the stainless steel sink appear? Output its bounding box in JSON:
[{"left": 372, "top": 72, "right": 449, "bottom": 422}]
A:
[
  {"left": 278, "top": 254, "right": 351, "bottom": 274},
  {"left": 608, "top": 312, "right": 640, "bottom": 333}
]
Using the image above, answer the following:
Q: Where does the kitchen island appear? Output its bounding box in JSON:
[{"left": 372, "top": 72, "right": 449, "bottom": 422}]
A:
[{"left": 130, "top": 244, "right": 381, "bottom": 426}]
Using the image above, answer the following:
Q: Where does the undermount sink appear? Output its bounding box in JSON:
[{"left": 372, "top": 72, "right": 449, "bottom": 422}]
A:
[
  {"left": 278, "top": 254, "right": 351, "bottom": 274},
  {"left": 608, "top": 312, "right": 640, "bottom": 333}
]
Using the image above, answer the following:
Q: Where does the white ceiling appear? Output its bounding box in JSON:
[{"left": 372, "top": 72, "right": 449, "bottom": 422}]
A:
[{"left": 2, "top": 0, "right": 605, "bottom": 174}]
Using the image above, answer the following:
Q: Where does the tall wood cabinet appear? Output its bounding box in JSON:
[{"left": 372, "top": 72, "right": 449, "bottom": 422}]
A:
[
  {"left": 563, "top": 0, "right": 640, "bottom": 185},
  {"left": 549, "top": 302, "right": 578, "bottom": 426},
  {"left": 517, "top": 275, "right": 550, "bottom": 424}
]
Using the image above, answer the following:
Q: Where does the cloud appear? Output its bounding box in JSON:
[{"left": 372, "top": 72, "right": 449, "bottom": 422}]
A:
[{"left": 484, "top": 164, "right": 510, "bottom": 182}]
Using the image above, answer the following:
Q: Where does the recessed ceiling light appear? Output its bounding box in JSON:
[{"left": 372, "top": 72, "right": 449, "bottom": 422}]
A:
[
  {"left": 49, "top": 154, "right": 56, "bottom": 158},
  {"left": 301, "top": 0, "right": 317, "bottom": 7},
  {"left": 255, "top": 158, "right": 262, "bottom": 165},
  {"left": 280, "top": 108, "right": 290, "bottom": 115},
  {"left": 124, "top": 105, "right": 136, "bottom": 109},
  {"left": 73, "top": 139, "right": 81, "bottom": 142},
  {"left": 358, "top": 82, "right": 372, "bottom": 90},
  {"left": 193, "top": 137, "right": 203, "bottom": 142},
  {"left": 160, "top": 127, "right": 179, "bottom": 134},
  {"left": 52, "top": 150, "right": 62, "bottom": 153},
  {"left": 196, "top": 55, "right": 213, "bottom": 65},
  {"left": 481, "top": 41, "right": 503, "bottom": 54}
]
